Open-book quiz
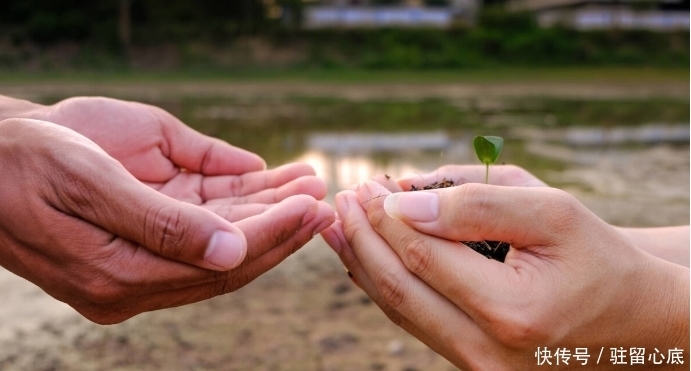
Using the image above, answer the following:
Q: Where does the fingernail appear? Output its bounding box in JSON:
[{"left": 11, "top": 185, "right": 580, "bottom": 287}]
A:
[
  {"left": 384, "top": 192, "right": 440, "bottom": 222},
  {"left": 205, "top": 231, "right": 246, "bottom": 269}
]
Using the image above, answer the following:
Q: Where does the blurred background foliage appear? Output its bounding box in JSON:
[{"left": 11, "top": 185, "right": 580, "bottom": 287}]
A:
[{"left": 0, "top": 0, "right": 687, "bottom": 72}]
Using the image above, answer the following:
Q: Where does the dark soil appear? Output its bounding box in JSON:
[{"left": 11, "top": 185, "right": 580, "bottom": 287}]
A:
[{"left": 409, "top": 178, "right": 510, "bottom": 262}]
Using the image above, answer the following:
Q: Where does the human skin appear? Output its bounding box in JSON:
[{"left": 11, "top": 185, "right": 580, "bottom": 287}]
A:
[
  {"left": 322, "top": 165, "right": 689, "bottom": 370},
  {"left": 381, "top": 165, "right": 690, "bottom": 267},
  {"left": 0, "top": 96, "right": 334, "bottom": 324}
]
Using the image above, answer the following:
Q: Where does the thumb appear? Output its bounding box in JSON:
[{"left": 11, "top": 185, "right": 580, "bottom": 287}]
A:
[
  {"left": 382, "top": 183, "right": 582, "bottom": 248},
  {"left": 61, "top": 163, "right": 247, "bottom": 271}
]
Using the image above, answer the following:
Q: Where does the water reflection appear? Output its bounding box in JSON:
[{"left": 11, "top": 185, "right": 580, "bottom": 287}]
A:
[
  {"left": 307, "top": 131, "right": 450, "bottom": 153},
  {"left": 299, "top": 150, "right": 426, "bottom": 190},
  {"left": 292, "top": 125, "right": 689, "bottom": 228},
  {"left": 36, "top": 94, "right": 691, "bottom": 226}
]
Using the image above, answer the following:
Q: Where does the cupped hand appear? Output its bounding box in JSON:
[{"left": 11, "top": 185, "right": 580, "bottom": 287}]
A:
[
  {"left": 385, "top": 165, "right": 689, "bottom": 267},
  {"left": 37, "top": 96, "right": 329, "bottom": 208},
  {"left": 322, "top": 180, "right": 689, "bottom": 370},
  {"left": 0, "top": 119, "right": 334, "bottom": 324}
]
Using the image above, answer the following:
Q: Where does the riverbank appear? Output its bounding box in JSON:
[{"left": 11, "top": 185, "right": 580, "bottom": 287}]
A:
[
  {"left": 2, "top": 68, "right": 688, "bottom": 105},
  {"left": 0, "top": 75, "right": 687, "bottom": 371}
]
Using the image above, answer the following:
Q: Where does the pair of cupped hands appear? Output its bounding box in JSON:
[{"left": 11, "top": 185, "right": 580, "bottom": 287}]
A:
[{"left": 1, "top": 97, "right": 687, "bottom": 370}]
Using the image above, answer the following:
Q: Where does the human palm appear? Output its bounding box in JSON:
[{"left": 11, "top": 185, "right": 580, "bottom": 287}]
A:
[
  {"left": 45, "top": 97, "right": 324, "bottom": 218},
  {"left": 0, "top": 96, "right": 334, "bottom": 324}
]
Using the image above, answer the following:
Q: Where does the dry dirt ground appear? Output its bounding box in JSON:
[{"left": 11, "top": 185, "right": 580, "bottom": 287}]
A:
[
  {"left": 0, "top": 80, "right": 688, "bottom": 371},
  {"left": 2, "top": 79, "right": 688, "bottom": 104}
]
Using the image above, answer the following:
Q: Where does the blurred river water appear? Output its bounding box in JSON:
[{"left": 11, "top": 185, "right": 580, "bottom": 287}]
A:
[
  {"left": 0, "top": 84, "right": 688, "bottom": 371},
  {"left": 178, "top": 96, "right": 689, "bottom": 227}
]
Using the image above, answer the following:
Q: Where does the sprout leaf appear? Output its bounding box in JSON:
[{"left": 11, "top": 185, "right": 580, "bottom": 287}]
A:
[
  {"left": 473, "top": 135, "right": 503, "bottom": 165},
  {"left": 473, "top": 135, "right": 504, "bottom": 184}
]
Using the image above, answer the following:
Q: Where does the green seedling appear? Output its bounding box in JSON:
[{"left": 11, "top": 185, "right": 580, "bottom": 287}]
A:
[
  {"left": 473, "top": 135, "right": 504, "bottom": 184},
  {"left": 409, "top": 135, "right": 510, "bottom": 262}
]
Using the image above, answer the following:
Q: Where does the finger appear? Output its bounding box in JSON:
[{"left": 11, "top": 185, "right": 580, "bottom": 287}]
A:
[
  {"left": 371, "top": 173, "right": 404, "bottom": 193},
  {"left": 232, "top": 195, "right": 335, "bottom": 263},
  {"left": 53, "top": 151, "right": 254, "bottom": 271},
  {"left": 398, "top": 165, "right": 547, "bottom": 191},
  {"left": 76, "top": 200, "right": 335, "bottom": 324},
  {"left": 129, "top": 195, "right": 331, "bottom": 287},
  {"left": 162, "top": 116, "right": 266, "bottom": 175},
  {"left": 44, "top": 196, "right": 334, "bottom": 300},
  {"left": 320, "top": 219, "right": 471, "bottom": 368},
  {"left": 146, "top": 197, "right": 333, "bottom": 290},
  {"left": 213, "top": 175, "right": 326, "bottom": 205},
  {"left": 159, "top": 173, "right": 326, "bottom": 205},
  {"left": 355, "top": 181, "right": 520, "bottom": 321},
  {"left": 382, "top": 183, "right": 585, "bottom": 248},
  {"left": 335, "top": 191, "right": 484, "bottom": 358},
  {"left": 148, "top": 163, "right": 324, "bottom": 205},
  {"left": 201, "top": 203, "right": 272, "bottom": 222},
  {"left": 201, "top": 162, "right": 318, "bottom": 200}
]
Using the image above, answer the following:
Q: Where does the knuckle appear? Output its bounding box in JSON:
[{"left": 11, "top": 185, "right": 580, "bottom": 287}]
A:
[
  {"left": 58, "top": 168, "right": 101, "bottom": 215},
  {"left": 267, "top": 217, "right": 304, "bottom": 253},
  {"left": 401, "top": 237, "right": 433, "bottom": 277},
  {"left": 374, "top": 268, "right": 406, "bottom": 309},
  {"left": 458, "top": 183, "right": 496, "bottom": 234},
  {"left": 503, "top": 164, "right": 526, "bottom": 181},
  {"left": 145, "top": 205, "right": 191, "bottom": 259},
  {"left": 341, "top": 216, "right": 361, "bottom": 243},
  {"left": 199, "top": 141, "right": 217, "bottom": 173},
  {"left": 227, "top": 175, "right": 245, "bottom": 197},
  {"left": 80, "top": 278, "right": 127, "bottom": 305},
  {"left": 538, "top": 188, "right": 582, "bottom": 234},
  {"left": 77, "top": 304, "right": 133, "bottom": 325},
  {"left": 81, "top": 308, "right": 129, "bottom": 325},
  {"left": 487, "top": 308, "right": 550, "bottom": 349},
  {"left": 211, "top": 274, "right": 246, "bottom": 297}
]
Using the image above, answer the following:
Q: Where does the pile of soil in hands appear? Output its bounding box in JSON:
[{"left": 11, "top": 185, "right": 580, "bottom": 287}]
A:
[{"left": 409, "top": 178, "right": 510, "bottom": 262}]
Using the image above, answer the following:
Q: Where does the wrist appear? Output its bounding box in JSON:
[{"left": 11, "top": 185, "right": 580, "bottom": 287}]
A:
[
  {"left": 627, "top": 257, "right": 689, "bottom": 360},
  {"left": 615, "top": 226, "right": 690, "bottom": 267}
]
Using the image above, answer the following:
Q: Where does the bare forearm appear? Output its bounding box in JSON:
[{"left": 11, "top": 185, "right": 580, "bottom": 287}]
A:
[
  {"left": 637, "top": 257, "right": 690, "bottom": 364},
  {"left": 616, "top": 226, "right": 689, "bottom": 267},
  {"left": 0, "top": 95, "right": 48, "bottom": 122}
]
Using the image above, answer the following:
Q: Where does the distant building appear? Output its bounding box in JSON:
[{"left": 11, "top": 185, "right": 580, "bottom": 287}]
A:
[
  {"left": 303, "top": 0, "right": 478, "bottom": 28},
  {"left": 507, "top": 0, "right": 689, "bottom": 30}
]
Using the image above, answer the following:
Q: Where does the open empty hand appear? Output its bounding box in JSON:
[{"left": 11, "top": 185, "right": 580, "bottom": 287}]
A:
[{"left": 0, "top": 107, "right": 333, "bottom": 324}]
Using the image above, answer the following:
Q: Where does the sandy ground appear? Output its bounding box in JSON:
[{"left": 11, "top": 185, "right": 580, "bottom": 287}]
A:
[
  {"left": 1, "top": 142, "right": 687, "bottom": 371},
  {"left": 0, "top": 81, "right": 688, "bottom": 371}
]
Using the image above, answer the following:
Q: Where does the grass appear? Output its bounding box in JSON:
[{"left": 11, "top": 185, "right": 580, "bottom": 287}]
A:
[{"left": 0, "top": 67, "right": 687, "bottom": 85}]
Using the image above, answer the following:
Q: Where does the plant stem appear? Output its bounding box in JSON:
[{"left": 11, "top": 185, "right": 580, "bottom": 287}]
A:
[{"left": 485, "top": 163, "right": 489, "bottom": 184}]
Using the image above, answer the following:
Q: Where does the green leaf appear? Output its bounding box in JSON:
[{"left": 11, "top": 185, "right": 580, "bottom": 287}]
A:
[{"left": 473, "top": 135, "right": 503, "bottom": 165}]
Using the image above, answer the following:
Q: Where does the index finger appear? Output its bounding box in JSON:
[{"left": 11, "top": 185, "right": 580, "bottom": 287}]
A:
[
  {"left": 163, "top": 117, "right": 266, "bottom": 175},
  {"left": 355, "top": 181, "right": 516, "bottom": 322}
]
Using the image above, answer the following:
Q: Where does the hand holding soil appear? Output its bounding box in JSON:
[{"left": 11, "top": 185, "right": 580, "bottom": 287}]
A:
[{"left": 321, "top": 168, "right": 689, "bottom": 370}]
